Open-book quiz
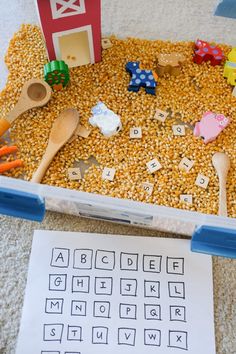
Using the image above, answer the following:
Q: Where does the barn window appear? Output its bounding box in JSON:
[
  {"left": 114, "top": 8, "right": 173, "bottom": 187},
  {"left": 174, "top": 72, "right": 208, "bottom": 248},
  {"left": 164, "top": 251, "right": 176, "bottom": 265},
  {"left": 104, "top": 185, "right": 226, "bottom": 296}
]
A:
[{"left": 50, "top": 0, "right": 86, "bottom": 19}]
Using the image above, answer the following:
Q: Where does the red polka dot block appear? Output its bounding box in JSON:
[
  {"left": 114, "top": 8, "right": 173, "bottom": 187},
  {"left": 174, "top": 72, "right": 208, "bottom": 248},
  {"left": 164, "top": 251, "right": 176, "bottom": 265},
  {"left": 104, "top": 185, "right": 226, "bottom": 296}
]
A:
[{"left": 193, "top": 39, "right": 224, "bottom": 66}]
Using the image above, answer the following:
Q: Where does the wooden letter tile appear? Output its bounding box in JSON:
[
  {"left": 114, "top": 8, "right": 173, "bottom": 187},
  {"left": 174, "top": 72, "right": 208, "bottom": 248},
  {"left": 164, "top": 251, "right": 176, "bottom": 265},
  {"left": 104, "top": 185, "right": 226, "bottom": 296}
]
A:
[
  {"left": 172, "top": 124, "right": 186, "bottom": 136},
  {"left": 142, "top": 182, "right": 154, "bottom": 196},
  {"left": 130, "top": 127, "right": 142, "bottom": 138},
  {"left": 68, "top": 168, "right": 82, "bottom": 181},
  {"left": 195, "top": 174, "right": 209, "bottom": 189},
  {"left": 68, "top": 134, "right": 78, "bottom": 144},
  {"left": 153, "top": 109, "right": 168, "bottom": 123},
  {"left": 102, "top": 167, "right": 116, "bottom": 181},
  {"left": 102, "top": 38, "right": 112, "bottom": 49},
  {"left": 75, "top": 124, "right": 91, "bottom": 138},
  {"left": 180, "top": 194, "right": 193, "bottom": 204},
  {"left": 68, "top": 125, "right": 91, "bottom": 143},
  {"left": 179, "top": 157, "right": 194, "bottom": 172},
  {"left": 146, "top": 158, "right": 162, "bottom": 173}
]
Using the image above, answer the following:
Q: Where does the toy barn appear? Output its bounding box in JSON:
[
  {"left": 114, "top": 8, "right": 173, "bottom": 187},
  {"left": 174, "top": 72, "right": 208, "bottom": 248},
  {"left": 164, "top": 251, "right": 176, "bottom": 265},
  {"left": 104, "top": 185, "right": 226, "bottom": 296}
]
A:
[{"left": 35, "top": 0, "right": 101, "bottom": 67}]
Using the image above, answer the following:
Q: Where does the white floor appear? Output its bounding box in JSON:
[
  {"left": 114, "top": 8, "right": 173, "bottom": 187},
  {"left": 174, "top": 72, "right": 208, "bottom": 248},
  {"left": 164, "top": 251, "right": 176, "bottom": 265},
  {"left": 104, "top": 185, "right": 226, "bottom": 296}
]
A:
[{"left": 1, "top": 212, "right": 236, "bottom": 354}]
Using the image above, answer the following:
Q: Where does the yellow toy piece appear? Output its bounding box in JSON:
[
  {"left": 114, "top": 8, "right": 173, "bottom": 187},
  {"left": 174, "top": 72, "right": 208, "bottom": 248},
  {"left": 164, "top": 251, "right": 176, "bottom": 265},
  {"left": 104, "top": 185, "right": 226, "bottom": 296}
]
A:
[
  {"left": 228, "top": 48, "right": 236, "bottom": 62},
  {"left": 224, "top": 47, "right": 236, "bottom": 86}
]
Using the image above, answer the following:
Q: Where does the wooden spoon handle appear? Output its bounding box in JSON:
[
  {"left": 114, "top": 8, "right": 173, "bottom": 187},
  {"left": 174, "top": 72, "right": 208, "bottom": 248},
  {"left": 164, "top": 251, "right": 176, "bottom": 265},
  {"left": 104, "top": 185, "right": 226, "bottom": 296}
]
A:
[
  {"left": 7, "top": 101, "right": 29, "bottom": 124},
  {"left": 0, "top": 102, "right": 31, "bottom": 137},
  {"left": 31, "top": 152, "right": 56, "bottom": 183},
  {"left": 0, "top": 118, "right": 11, "bottom": 137},
  {"left": 219, "top": 179, "right": 227, "bottom": 217}
]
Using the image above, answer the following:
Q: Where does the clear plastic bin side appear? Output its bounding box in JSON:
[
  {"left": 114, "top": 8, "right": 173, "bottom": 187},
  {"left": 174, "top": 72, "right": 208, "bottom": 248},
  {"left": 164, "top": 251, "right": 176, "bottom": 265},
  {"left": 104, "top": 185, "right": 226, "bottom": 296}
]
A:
[{"left": 1, "top": 176, "right": 236, "bottom": 237}]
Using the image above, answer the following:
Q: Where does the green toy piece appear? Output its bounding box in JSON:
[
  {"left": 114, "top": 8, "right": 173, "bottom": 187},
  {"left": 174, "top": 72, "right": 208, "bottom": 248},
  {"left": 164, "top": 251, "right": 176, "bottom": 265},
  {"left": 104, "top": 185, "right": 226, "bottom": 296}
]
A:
[{"left": 44, "top": 60, "right": 70, "bottom": 91}]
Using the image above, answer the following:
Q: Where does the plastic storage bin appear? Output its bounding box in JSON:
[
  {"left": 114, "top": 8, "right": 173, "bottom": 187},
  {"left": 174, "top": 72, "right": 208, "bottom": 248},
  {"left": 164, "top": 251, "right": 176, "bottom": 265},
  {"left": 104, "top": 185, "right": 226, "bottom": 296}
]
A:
[
  {"left": 1, "top": 175, "right": 236, "bottom": 258},
  {"left": 0, "top": 1, "right": 236, "bottom": 258}
]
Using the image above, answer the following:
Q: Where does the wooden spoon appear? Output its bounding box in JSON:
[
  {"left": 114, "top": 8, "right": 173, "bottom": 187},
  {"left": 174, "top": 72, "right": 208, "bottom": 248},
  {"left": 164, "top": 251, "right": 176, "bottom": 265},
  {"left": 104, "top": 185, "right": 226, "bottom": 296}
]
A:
[
  {"left": 0, "top": 78, "right": 52, "bottom": 137},
  {"left": 212, "top": 152, "right": 230, "bottom": 217},
  {"left": 31, "top": 108, "right": 79, "bottom": 183}
]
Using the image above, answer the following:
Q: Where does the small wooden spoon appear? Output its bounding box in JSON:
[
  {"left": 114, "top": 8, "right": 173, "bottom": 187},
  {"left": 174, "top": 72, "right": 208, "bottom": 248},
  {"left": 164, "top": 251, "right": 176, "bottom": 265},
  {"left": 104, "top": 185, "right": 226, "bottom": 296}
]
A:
[
  {"left": 212, "top": 152, "right": 230, "bottom": 217},
  {"left": 0, "top": 78, "right": 52, "bottom": 137},
  {"left": 31, "top": 108, "right": 79, "bottom": 183}
]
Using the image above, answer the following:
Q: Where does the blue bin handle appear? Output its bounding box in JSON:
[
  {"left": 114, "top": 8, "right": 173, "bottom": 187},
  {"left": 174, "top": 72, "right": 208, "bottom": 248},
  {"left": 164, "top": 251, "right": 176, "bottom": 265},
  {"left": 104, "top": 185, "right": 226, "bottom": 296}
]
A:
[
  {"left": 0, "top": 187, "right": 45, "bottom": 222},
  {"left": 191, "top": 225, "right": 236, "bottom": 259}
]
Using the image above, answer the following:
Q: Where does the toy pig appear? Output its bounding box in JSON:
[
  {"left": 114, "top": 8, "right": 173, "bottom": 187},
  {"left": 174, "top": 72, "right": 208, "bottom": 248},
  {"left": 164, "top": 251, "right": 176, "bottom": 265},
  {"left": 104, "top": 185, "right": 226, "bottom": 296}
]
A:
[
  {"left": 194, "top": 111, "right": 230, "bottom": 144},
  {"left": 89, "top": 102, "right": 122, "bottom": 137}
]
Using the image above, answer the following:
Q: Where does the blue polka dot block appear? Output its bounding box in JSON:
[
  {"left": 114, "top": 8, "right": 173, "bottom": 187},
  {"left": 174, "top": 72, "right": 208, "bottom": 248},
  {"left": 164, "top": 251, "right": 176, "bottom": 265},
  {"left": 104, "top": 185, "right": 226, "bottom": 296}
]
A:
[{"left": 126, "top": 61, "right": 158, "bottom": 95}]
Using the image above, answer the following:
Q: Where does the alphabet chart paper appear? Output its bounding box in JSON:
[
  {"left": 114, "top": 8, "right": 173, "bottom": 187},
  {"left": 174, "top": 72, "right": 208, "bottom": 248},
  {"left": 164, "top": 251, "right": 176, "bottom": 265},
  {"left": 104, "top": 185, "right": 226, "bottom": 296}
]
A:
[{"left": 16, "top": 231, "right": 216, "bottom": 354}]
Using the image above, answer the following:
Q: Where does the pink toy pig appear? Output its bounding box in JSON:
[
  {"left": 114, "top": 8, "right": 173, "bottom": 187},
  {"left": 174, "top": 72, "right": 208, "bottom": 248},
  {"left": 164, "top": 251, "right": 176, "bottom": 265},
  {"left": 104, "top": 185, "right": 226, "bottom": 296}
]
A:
[{"left": 194, "top": 111, "right": 230, "bottom": 144}]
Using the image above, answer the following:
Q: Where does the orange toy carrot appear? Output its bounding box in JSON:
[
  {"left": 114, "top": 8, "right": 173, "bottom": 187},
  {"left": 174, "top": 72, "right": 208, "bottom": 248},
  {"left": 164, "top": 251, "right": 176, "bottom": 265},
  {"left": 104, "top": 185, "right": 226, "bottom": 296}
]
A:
[
  {"left": 0, "top": 159, "right": 23, "bottom": 174},
  {"left": 0, "top": 145, "right": 18, "bottom": 157}
]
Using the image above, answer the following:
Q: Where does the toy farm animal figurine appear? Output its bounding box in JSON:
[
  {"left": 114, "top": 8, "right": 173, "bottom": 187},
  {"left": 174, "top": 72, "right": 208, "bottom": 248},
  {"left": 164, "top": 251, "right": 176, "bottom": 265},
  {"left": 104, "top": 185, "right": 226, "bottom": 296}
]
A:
[
  {"left": 89, "top": 102, "right": 122, "bottom": 137},
  {"left": 223, "top": 48, "right": 236, "bottom": 86},
  {"left": 193, "top": 39, "right": 224, "bottom": 66},
  {"left": 194, "top": 111, "right": 230, "bottom": 144},
  {"left": 126, "top": 61, "right": 158, "bottom": 95},
  {"left": 157, "top": 53, "right": 185, "bottom": 76}
]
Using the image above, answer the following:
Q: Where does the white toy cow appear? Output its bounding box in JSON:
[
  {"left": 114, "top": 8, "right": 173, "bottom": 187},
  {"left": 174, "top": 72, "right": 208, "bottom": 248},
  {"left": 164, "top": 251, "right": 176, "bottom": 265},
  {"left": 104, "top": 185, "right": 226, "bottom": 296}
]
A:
[{"left": 89, "top": 102, "right": 122, "bottom": 137}]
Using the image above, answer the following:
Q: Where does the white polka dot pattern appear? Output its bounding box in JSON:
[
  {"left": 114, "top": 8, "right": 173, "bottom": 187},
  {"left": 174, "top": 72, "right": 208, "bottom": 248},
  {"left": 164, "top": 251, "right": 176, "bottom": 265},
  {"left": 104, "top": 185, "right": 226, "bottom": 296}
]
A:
[{"left": 126, "top": 61, "right": 157, "bottom": 95}]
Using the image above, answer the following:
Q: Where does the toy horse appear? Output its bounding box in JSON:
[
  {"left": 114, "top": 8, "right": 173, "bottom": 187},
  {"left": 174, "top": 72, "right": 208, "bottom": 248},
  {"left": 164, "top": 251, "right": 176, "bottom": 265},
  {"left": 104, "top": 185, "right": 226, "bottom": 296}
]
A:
[
  {"left": 193, "top": 39, "right": 224, "bottom": 66},
  {"left": 126, "top": 61, "right": 158, "bottom": 95}
]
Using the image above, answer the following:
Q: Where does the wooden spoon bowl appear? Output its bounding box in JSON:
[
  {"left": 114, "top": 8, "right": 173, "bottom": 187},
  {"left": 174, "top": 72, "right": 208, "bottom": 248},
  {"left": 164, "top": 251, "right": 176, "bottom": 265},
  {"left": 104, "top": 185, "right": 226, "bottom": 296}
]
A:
[
  {"left": 0, "top": 78, "right": 52, "bottom": 137},
  {"left": 31, "top": 108, "right": 80, "bottom": 184},
  {"left": 22, "top": 78, "right": 52, "bottom": 108},
  {"left": 212, "top": 152, "right": 230, "bottom": 217},
  {"left": 27, "top": 82, "right": 47, "bottom": 102}
]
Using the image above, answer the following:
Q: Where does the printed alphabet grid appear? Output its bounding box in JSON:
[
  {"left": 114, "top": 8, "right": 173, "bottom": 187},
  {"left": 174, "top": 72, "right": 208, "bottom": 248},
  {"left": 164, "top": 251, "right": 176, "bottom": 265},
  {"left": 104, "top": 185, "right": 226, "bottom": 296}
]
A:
[{"left": 16, "top": 231, "right": 216, "bottom": 354}]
